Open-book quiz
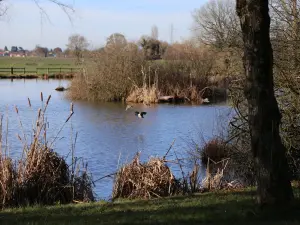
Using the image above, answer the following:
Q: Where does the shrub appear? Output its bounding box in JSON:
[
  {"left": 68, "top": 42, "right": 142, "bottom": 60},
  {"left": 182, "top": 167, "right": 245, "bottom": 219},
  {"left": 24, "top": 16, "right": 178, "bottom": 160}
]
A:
[
  {"left": 200, "top": 138, "right": 229, "bottom": 165},
  {"left": 112, "top": 152, "right": 180, "bottom": 199},
  {"left": 69, "top": 49, "right": 146, "bottom": 102}
]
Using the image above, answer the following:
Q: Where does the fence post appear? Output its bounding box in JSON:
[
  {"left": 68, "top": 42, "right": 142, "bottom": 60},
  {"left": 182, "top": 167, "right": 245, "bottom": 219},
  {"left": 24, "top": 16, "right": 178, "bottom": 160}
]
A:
[
  {"left": 23, "top": 68, "right": 25, "bottom": 74},
  {"left": 11, "top": 67, "right": 13, "bottom": 75},
  {"left": 47, "top": 68, "right": 49, "bottom": 74},
  {"left": 60, "top": 68, "right": 62, "bottom": 73}
]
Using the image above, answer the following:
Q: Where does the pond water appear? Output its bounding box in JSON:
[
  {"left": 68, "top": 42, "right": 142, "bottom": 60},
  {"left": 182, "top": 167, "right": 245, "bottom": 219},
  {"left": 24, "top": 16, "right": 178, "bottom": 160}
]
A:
[{"left": 0, "top": 79, "right": 233, "bottom": 200}]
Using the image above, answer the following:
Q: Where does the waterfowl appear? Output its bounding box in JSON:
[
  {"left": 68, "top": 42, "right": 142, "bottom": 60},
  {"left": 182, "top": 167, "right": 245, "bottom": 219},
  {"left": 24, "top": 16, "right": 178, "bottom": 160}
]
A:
[{"left": 135, "top": 111, "right": 147, "bottom": 118}]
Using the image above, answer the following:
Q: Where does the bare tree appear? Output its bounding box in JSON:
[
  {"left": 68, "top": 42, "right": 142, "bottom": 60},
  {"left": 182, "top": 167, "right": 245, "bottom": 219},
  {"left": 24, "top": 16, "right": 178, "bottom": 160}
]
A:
[
  {"left": 270, "top": 0, "right": 300, "bottom": 75},
  {"left": 66, "top": 34, "right": 89, "bottom": 64},
  {"left": 236, "top": 0, "right": 294, "bottom": 205},
  {"left": 151, "top": 25, "right": 159, "bottom": 40},
  {"left": 105, "top": 33, "right": 127, "bottom": 51},
  {"left": 35, "top": 45, "right": 49, "bottom": 57},
  {"left": 192, "top": 0, "right": 242, "bottom": 49}
]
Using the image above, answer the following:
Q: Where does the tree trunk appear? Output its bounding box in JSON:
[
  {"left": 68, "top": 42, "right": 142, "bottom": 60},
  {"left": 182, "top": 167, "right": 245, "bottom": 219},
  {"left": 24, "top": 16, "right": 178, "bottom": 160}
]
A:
[
  {"left": 292, "top": 0, "right": 299, "bottom": 72},
  {"left": 236, "top": 0, "right": 294, "bottom": 205}
]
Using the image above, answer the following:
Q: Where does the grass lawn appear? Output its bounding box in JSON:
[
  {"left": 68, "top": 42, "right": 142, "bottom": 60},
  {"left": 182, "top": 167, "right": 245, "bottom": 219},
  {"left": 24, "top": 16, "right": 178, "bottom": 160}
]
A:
[
  {"left": 0, "top": 188, "right": 299, "bottom": 225},
  {"left": 0, "top": 57, "right": 78, "bottom": 75}
]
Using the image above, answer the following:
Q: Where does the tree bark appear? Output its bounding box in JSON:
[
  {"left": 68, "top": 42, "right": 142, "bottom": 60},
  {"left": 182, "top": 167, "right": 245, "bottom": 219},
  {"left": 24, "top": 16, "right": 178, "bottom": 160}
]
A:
[{"left": 236, "top": 0, "right": 294, "bottom": 205}]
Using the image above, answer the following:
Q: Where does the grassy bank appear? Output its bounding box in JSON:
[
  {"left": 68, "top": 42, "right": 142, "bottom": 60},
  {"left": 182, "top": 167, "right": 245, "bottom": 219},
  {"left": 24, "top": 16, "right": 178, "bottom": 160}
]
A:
[
  {"left": 0, "top": 57, "right": 79, "bottom": 75},
  {"left": 0, "top": 57, "right": 76, "bottom": 69},
  {"left": 1, "top": 188, "right": 299, "bottom": 225}
]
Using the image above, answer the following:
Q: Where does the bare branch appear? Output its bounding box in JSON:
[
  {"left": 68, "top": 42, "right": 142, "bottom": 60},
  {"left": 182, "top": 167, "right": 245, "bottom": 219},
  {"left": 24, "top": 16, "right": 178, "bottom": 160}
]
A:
[{"left": 0, "top": 0, "right": 75, "bottom": 23}]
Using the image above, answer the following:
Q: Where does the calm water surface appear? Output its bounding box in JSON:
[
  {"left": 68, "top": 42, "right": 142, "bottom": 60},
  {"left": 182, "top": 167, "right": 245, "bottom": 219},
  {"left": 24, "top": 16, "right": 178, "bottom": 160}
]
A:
[{"left": 0, "top": 79, "right": 233, "bottom": 199}]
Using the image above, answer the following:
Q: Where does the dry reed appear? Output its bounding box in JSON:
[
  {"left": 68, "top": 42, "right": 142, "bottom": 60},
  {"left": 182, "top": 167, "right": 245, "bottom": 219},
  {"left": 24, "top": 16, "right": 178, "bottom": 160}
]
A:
[
  {"left": 126, "top": 66, "right": 160, "bottom": 104},
  {"left": 0, "top": 93, "right": 95, "bottom": 208},
  {"left": 112, "top": 152, "right": 180, "bottom": 199},
  {"left": 0, "top": 157, "right": 15, "bottom": 208},
  {"left": 201, "top": 158, "right": 244, "bottom": 191},
  {"left": 16, "top": 146, "right": 71, "bottom": 205}
]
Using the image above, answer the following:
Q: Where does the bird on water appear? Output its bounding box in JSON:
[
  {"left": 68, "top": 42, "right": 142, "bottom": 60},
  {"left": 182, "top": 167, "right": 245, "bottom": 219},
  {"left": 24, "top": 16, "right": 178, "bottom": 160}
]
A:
[{"left": 135, "top": 111, "right": 147, "bottom": 118}]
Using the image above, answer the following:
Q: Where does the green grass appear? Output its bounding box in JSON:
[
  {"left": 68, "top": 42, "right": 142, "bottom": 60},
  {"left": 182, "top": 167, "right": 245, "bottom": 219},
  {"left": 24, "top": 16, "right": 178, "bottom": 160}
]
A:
[
  {"left": 0, "top": 57, "right": 79, "bottom": 75},
  {"left": 1, "top": 188, "right": 300, "bottom": 225}
]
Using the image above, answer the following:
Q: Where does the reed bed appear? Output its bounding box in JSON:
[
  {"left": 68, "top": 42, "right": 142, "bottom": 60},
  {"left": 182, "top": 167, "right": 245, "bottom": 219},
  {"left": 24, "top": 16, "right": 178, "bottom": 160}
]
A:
[
  {"left": 0, "top": 93, "right": 95, "bottom": 209},
  {"left": 126, "top": 66, "right": 160, "bottom": 104},
  {"left": 126, "top": 85, "right": 160, "bottom": 104},
  {"left": 0, "top": 157, "right": 15, "bottom": 207},
  {"left": 112, "top": 152, "right": 181, "bottom": 200},
  {"left": 111, "top": 139, "right": 244, "bottom": 201},
  {"left": 69, "top": 48, "right": 230, "bottom": 104}
]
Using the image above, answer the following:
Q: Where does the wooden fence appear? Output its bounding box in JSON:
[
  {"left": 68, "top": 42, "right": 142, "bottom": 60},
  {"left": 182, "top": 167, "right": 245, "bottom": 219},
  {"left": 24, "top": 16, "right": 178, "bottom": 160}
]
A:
[{"left": 0, "top": 67, "right": 81, "bottom": 75}]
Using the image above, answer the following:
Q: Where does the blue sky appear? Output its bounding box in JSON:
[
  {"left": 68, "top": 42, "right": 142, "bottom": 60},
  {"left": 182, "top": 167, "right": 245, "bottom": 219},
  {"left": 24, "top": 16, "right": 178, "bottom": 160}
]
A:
[{"left": 0, "top": 0, "right": 207, "bottom": 50}]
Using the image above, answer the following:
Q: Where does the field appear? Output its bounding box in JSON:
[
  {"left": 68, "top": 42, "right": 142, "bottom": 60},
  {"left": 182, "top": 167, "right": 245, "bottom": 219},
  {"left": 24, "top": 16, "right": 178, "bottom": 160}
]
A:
[
  {"left": 0, "top": 57, "right": 79, "bottom": 75},
  {"left": 0, "top": 188, "right": 299, "bottom": 225}
]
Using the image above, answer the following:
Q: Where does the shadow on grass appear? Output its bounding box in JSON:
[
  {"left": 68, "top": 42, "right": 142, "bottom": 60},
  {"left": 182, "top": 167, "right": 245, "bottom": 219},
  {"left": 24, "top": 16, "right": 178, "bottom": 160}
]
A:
[{"left": 0, "top": 190, "right": 299, "bottom": 225}]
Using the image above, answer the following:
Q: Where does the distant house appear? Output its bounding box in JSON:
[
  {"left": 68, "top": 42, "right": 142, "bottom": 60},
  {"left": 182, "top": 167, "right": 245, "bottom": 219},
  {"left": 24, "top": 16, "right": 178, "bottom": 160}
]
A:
[
  {"left": 0, "top": 51, "right": 4, "bottom": 57},
  {"left": 10, "top": 51, "right": 25, "bottom": 57}
]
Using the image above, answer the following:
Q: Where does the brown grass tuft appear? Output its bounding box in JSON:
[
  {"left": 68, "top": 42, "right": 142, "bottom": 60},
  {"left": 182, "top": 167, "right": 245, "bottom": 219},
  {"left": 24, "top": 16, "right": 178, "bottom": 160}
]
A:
[
  {"left": 16, "top": 146, "right": 71, "bottom": 206},
  {"left": 0, "top": 157, "right": 15, "bottom": 208},
  {"left": 112, "top": 152, "right": 180, "bottom": 199},
  {"left": 126, "top": 85, "right": 160, "bottom": 104}
]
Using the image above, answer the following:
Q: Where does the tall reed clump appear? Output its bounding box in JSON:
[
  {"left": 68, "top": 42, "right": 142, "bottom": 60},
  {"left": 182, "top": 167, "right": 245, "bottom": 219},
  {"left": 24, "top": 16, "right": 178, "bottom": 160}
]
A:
[
  {"left": 126, "top": 65, "right": 160, "bottom": 104},
  {"left": 0, "top": 156, "right": 15, "bottom": 207},
  {"left": 0, "top": 93, "right": 95, "bottom": 209},
  {"left": 0, "top": 115, "right": 16, "bottom": 208},
  {"left": 112, "top": 152, "right": 181, "bottom": 200}
]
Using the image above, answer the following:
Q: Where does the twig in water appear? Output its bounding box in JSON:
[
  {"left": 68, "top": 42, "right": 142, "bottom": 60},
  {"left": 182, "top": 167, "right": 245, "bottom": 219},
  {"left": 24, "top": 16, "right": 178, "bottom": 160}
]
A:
[
  {"left": 163, "top": 139, "right": 176, "bottom": 161},
  {"left": 15, "top": 106, "right": 29, "bottom": 153},
  {"left": 93, "top": 172, "right": 117, "bottom": 183},
  {"left": 49, "top": 103, "right": 74, "bottom": 148}
]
